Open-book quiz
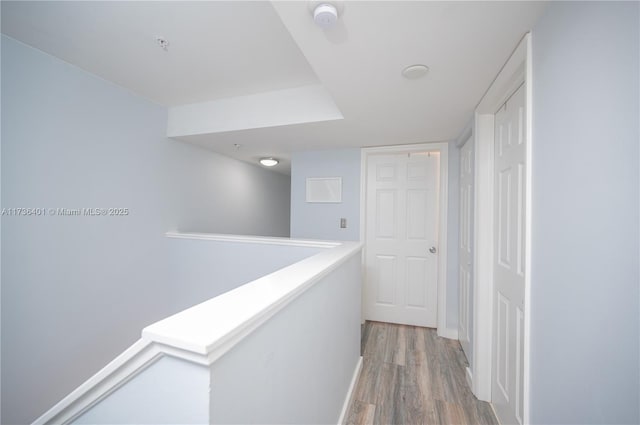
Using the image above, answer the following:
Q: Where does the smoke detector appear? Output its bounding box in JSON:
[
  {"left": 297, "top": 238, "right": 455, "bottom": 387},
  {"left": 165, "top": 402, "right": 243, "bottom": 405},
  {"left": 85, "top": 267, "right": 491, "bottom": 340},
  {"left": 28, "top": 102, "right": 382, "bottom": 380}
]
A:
[
  {"left": 313, "top": 3, "right": 338, "bottom": 29},
  {"left": 156, "top": 36, "right": 169, "bottom": 51}
]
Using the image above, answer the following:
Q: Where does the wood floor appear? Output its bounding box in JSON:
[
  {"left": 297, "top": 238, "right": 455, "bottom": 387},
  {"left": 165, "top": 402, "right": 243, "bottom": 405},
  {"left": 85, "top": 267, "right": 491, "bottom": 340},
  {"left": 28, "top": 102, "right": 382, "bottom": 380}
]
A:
[{"left": 345, "top": 321, "right": 498, "bottom": 425}]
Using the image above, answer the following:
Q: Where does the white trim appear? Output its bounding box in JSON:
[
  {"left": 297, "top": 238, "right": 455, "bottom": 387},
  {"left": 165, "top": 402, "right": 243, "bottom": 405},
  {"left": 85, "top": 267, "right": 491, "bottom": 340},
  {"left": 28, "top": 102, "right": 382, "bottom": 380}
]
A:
[
  {"left": 143, "top": 240, "right": 363, "bottom": 357},
  {"left": 165, "top": 231, "right": 339, "bottom": 249},
  {"left": 337, "top": 356, "right": 363, "bottom": 425},
  {"left": 359, "top": 150, "right": 368, "bottom": 325},
  {"left": 476, "top": 35, "right": 528, "bottom": 115},
  {"left": 471, "top": 112, "right": 495, "bottom": 402},
  {"left": 455, "top": 120, "right": 474, "bottom": 148},
  {"left": 523, "top": 34, "right": 533, "bottom": 425},
  {"left": 438, "top": 327, "right": 459, "bottom": 340},
  {"left": 436, "top": 145, "right": 449, "bottom": 338},
  {"left": 360, "top": 142, "right": 449, "bottom": 336},
  {"left": 32, "top": 340, "right": 156, "bottom": 424},
  {"left": 466, "top": 366, "right": 474, "bottom": 390},
  {"left": 471, "top": 34, "right": 532, "bottom": 424},
  {"left": 32, "top": 341, "right": 213, "bottom": 425}
]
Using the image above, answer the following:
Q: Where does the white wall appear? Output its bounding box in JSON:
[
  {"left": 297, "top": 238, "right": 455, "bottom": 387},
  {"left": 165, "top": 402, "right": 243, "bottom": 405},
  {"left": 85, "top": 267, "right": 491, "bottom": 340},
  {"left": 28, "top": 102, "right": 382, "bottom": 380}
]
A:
[
  {"left": 530, "top": 2, "right": 639, "bottom": 423},
  {"left": 290, "top": 148, "right": 361, "bottom": 241},
  {"left": 1, "top": 36, "right": 291, "bottom": 424},
  {"left": 208, "top": 254, "right": 361, "bottom": 424},
  {"left": 167, "top": 84, "right": 342, "bottom": 137},
  {"left": 73, "top": 357, "right": 210, "bottom": 425}
]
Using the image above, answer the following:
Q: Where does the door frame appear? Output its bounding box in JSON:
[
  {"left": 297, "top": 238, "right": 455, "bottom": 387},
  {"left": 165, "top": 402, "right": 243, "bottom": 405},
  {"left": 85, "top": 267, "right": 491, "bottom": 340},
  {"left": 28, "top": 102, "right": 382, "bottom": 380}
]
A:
[
  {"left": 359, "top": 142, "right": 452, "bottom": 338},
  {"left": 472, "top": 33, "right": 532, "bottom": 424}
]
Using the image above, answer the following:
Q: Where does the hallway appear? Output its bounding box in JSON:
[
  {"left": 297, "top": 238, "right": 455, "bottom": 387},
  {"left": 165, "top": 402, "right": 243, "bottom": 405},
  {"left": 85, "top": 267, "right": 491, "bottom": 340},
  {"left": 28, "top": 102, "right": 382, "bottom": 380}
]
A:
[{"left": 346, "top": 321, "right": 498, "bottom": 425}]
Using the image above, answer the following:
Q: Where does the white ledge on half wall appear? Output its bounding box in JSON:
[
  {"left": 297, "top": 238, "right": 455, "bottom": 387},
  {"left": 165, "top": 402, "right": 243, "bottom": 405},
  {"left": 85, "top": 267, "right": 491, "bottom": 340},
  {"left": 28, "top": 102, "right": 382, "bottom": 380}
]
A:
[
  {"left": 166, "top": 84, "right": 344, "bottom": 138},
  {"left": 144, "top": 233, "right": 362, "bottom": 363},
  {"left": 165, "top": 231, "right": 340, "bottom": 248}
]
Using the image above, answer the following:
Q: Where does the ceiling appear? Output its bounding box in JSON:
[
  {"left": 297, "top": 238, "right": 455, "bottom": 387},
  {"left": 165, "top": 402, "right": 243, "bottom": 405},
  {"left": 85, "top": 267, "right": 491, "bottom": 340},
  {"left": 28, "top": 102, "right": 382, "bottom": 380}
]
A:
[{"left": 1, "top": 1, "right": 548, "bottom": 174}]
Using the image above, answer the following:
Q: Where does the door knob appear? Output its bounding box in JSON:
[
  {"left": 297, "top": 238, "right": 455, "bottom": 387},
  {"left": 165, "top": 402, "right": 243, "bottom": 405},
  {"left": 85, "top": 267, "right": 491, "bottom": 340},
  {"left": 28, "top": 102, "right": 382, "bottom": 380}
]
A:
[{"left": 429, "top": 246, "right": 437, "bottom": 254}]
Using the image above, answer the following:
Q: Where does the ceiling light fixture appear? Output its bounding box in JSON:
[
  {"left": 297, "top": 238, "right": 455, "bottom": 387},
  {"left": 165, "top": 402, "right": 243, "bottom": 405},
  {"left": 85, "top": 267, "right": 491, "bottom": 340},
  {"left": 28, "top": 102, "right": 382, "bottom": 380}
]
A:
[
  {"left": 313, "top": 3, "right": 338, "bottom": 29},
  {"left": 259, "top": 157, "right": 279, "bottom": 167},
  {"left": 402, "top": 64, "right": 430, "bottom": 79}
]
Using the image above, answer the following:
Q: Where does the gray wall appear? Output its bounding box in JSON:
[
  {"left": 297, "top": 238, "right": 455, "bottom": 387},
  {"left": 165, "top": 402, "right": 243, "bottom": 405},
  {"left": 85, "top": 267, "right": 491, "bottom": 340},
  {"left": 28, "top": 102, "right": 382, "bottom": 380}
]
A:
[
  {"left": 290, "top": 148, "right": 361, "bottom": 241},
  {"left": 167, "top": 238, "right": 321, "bottom": 313},
  {"left": 531, "top": 2, "right": 639, "bottom": 424},
  {"left": 1, "top": 36, "right": 291, "bottom": 424}
]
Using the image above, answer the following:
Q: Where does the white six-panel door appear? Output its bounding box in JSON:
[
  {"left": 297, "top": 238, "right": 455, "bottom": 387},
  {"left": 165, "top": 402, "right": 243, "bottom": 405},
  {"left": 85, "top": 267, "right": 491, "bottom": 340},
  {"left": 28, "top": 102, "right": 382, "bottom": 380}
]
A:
[
  {"left": 364, "top": 152, "right": 439, "bottom": 327},
  {"left": 459, "top": 138, "right": 474, "bottom": 361},
  {"left": 492, "top": 83, "right": 526, "bottom": 425}
]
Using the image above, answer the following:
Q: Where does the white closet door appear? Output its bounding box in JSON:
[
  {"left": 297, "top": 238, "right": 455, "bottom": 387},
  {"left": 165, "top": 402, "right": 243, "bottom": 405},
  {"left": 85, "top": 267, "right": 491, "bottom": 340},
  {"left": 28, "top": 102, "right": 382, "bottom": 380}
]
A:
[{"left": 492, "top": 83, "right": 526, "bottom": 425}]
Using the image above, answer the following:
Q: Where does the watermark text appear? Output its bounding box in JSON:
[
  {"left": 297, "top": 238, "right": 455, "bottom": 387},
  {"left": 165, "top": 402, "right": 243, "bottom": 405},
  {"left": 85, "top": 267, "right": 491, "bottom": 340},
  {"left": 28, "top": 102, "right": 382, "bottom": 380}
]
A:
[{"left": 1, "top": 207, "right": 130, "bottom": 217}]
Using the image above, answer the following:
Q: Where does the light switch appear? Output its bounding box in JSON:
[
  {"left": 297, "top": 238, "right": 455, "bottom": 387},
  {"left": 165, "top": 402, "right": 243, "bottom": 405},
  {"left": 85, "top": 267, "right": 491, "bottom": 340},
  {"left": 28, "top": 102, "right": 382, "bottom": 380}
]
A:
[{"left": 340, "top": 218, "right": 347, "bottom": 228}]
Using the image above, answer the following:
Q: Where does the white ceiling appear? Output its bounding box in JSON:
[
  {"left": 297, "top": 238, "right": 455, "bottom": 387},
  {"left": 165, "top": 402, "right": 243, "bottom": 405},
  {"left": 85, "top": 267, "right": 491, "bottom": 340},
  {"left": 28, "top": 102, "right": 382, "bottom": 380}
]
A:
[
  {"left": 1, "top": 1, "right": 320, "bottom": 105},
  {"left": 1, "top": 1, "right": 548, "bottom": 174}
]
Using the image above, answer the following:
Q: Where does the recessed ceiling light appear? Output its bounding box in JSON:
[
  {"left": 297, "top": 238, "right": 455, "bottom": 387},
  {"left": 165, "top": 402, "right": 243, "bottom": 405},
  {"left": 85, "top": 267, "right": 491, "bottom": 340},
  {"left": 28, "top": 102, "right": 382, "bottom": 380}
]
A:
[
  {"left": 313, "top": 3, "right": 338, "bottom": 29},
  {"left": 259, "top": 158, "right": 279, "bottom": 167},
  {"left": 402, "top": 64, "right": 430, "bottom": 79}
]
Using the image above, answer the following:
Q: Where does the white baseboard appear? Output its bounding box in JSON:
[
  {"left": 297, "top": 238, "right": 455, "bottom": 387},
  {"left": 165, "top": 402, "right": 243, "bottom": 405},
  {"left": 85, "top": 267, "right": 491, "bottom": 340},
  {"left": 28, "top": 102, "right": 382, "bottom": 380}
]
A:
[
  {"left": 337, "top": 356, "right": 363, "bottom": 425},
  {"left": 465, "top": 366, "right": 473, "bottom": 389},
  {"left": 437, "top": 327, "right": 459, "bottom": 340}
]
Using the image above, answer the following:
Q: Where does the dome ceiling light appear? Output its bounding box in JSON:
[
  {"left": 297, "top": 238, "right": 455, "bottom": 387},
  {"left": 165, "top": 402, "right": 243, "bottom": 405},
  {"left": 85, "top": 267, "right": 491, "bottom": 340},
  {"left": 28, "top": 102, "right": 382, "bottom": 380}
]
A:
[
  {"left": 402, "top": 64, "right": 430, "bottom": 79},
  {"left": 259, "top": 158, "right": 279, "bottom": 167}
]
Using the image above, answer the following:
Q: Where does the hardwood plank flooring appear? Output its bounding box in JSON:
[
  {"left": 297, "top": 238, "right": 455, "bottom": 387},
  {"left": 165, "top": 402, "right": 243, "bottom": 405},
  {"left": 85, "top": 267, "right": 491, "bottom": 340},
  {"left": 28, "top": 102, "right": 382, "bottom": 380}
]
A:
[{"left": 346, "top": 321, "right": 498, "bottom": 425}]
